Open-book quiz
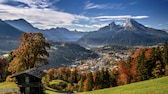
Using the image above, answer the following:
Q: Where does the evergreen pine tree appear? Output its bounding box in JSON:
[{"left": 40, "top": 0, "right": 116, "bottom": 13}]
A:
[
  {"left": 137, "top": 50, "right": 148, "bottom": 80},
  {"left": 78, "top": 76, "right": 84, "bottom": 92},
  {"left": 162, "top": 42, "right": 168, "bottom": 65},
  {"left": 93, "top": 71, "right": 102, "bottom": 89},
  {"left": 87, "top": 72, "right": 93, "bottom": 91},
  {"left": 152, "top": 47, "right": 165, "bottom": 77},
  {"left": 103, "top": 68, "right": 110, "bottom": 88}
]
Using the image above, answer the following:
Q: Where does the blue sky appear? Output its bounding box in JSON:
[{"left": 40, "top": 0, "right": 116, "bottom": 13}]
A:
[{"left": 0, "top": 0, "right": 167, "bottom": 31}]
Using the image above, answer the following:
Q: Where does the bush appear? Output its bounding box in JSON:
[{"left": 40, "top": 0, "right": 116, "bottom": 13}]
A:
[{"left": 5, "top": 76, "right": 16, "bottom": 82}]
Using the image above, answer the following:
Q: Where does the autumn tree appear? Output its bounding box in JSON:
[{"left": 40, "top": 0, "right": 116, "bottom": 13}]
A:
[
  {"left": 70, "top": 67, "right": 78, "bottom": 83},
  {"left": 8, "top": 32, "right": 50, "bottom": 74},
  {"left": 117, "top": 60, "right": 129, "bottom": 85},
  {"left": 126, "top": 56, "right": 132, "bottom": 83},
  {"left": 152, "top": 60, "right": 164, "bottom": 78},
  {"left": 93, "top": 71, "right": 103, "bottom": 90},
  {"left": 83, "top": 72, "right": 93, "bottom": 91}
]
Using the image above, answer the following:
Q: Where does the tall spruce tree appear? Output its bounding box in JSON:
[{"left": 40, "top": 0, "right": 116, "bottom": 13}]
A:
[
  {"left": 87, "top": 72, "right": 93, "bottom": 91},
  {"left": 93, "top": 71, "right": 102, "bottom": 89},
  {"left": 152, "top": 47, "right": 165, "bottom": 77},
  {"left": 137, "top": 50, "right": 149, "bottom": 80},
  {"left": 162, "top": 42, "right": 168, "bottom": 65},
  {"left": 162, "top": 42, "right": 168, "bottom": 75},
  {"left": 148, "top": 48, "right": 158, "bottom": 77},
  {"left": 103, "top": 68, "right": 110, "bottom": 88},
  {"left": 78, "top": 76, "right": 84, "bottom": 92}
]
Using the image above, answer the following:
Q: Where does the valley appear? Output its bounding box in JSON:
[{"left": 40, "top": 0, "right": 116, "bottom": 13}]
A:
[
  {"left": 1, "top": 18, "right": 168, "bottom": 94},
  {"left": 73, "top": 45, "right": 134, "bottom": 73},
  {"left": 0, "top": 18, "right": 167, "bottom": 70},
  {"left": 0, "top": 0, "right": 168, "bottom": 93}
]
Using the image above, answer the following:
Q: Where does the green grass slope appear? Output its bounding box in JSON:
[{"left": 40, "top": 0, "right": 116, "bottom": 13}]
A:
[
  {"left": 80, "top": 76, "right": 168, "bottom": 94},
  {"left": 0, "top": 82, "right": 18, "bottom": 89}
]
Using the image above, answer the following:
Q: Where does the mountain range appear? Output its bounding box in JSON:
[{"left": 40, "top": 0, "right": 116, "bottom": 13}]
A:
[
  {"left": 4, "top": 19, "right": 87, "bottom": 42},
  {"left": 1, "top": 18, "right": 168, "bottom": 69},
  {"left": 78, "top": 19, "right": 168, "bottom": 46},
  {"left": 0, "top": 18, "right": 168, "bottom": 48}
]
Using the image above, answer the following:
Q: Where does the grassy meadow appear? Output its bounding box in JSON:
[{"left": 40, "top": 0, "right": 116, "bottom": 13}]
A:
[
  {"left": 0, "top": 76, "right": 168, "bottom": 94},
  {"left": 0, "top": 82, "right": 18, "bottom": 89},
  {"left": 80, "top": 76, "right": 168, "bottom": 94}
]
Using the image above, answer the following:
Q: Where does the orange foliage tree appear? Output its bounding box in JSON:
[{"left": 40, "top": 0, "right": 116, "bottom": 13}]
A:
[
  {"left": 8, "top": 32, "right": 50, "bottom": 74},
  {"left": 83, "top": 72, "right": 93, "bottom": 91},
  {"left": 117, "top": 60, "right": 129, "bottom": 85}
]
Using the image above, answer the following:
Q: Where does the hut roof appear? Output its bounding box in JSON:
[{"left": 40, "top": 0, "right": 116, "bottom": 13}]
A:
[{"left": 12, "top": 68, "right": 46, "bottom": 78}]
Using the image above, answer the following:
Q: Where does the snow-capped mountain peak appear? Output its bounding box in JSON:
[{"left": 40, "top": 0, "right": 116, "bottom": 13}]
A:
[
  {"left": 122, "top": 18, "right": 144, "bottom": 30},
  {"left": 109, "top": 21, "right": 121, "bottom": 31},
  {"left": 123, "top": 18, "right": 134, "bottom": 27}
]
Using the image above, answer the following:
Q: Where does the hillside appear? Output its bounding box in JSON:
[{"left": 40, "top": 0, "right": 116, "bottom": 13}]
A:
[
  {"left": 80, "top": 76, "right": 168, "bottom": 94},
  {"left": 41, "top": 41, "right": 98, "bottom": 69},
  {"left": 78, "top": 19, "right": 168, "bottom": 46}
]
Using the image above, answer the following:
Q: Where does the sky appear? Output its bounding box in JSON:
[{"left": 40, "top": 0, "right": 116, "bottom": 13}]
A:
[{"left": 0, "top": 0, "right": 168, "bottom": 31}]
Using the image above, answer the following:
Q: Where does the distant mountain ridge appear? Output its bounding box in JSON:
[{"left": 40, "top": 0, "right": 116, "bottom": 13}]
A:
[
  {"left": 42, "top": 27, "right": 88, "bottom": 42},
  {"left": 1, "top": 18, "right": 168, "bottom": 47},
  {"left": 4, "top": 19, "right": 87, "bottom": 42},
  {"left": 5, "top": 19, "right": 40, "bottom": 32},
  {"left": 78, "top": 19, "right": 168, "bottom": 46},
  {"left": 0, "top": 19, "right": 23, "bottom": 40}
]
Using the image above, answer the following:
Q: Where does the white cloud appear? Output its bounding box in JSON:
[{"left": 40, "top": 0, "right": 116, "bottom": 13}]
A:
[
  {"left": 84, "top": 2, "right": 125, "bottom": 10},
  {"left": 0, "top": 4, "right": 90, "bottom": 29},
  {"left": 158, "top": 24, "right": 162, "bottom": 26},
  {"left": 0, "top": 0, "right": 5, "bottom": 3},
  {"left": 75, "top": 15, "right": 90, "bottom": 21},
  {"left": 0, "top": 1, "right": 149, "bottom": 32},
  {"left": 94, "top": 15, "right": 149, "bottom": 21},
  {"left": 67, "top": 23, "right": 108, "bottom": 32},
  {"left": 12, "top": 0, "right": 53, "bottom": 8},
  {"left": 84, "top": 3, "right": 108, "bottom": 9},
  {"left": 131, "top": 16, "right": 149, "bottom": 19}
]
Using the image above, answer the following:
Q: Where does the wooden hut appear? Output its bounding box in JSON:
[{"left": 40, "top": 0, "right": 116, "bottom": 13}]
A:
[{"left": 12, "top": 68, "right": 46, "bottom": 94}]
